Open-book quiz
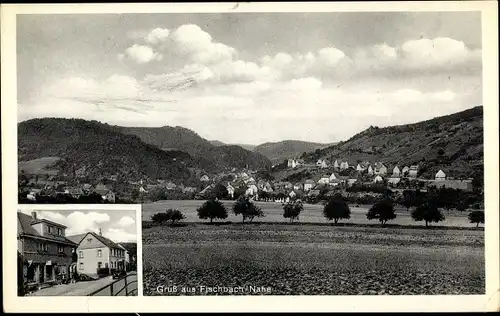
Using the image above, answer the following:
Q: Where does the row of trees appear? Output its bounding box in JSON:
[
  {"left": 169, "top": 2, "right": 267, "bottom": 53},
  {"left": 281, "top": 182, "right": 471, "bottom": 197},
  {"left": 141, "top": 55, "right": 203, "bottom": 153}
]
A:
[{"left": 151, "top": 195, "right": 485, "bottom": 227}]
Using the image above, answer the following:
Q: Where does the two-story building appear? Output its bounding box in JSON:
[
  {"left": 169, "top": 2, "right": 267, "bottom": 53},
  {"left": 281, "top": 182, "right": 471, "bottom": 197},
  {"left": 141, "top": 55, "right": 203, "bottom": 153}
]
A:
[
  {"left": 17, "top": 211, "right": 78, "bottom": 288},
  {"left": 67, "top": 230, "right": 126, "bottom": 278}
]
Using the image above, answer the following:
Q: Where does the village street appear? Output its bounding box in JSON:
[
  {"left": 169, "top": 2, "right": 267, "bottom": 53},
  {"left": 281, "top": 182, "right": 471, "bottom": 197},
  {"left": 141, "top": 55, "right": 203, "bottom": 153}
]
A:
[{"left": 27, "top": 272, "right": 137, "bottom": 296}]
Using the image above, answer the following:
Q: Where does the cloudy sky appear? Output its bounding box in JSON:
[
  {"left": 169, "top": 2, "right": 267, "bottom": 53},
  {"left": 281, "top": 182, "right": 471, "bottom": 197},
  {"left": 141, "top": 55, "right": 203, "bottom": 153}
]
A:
[
  {"left": 17, "top": 12, "right": 482, "bottom": 144},
  {"left": 21, "top": 209, "right": 137, "bottom": 242}
]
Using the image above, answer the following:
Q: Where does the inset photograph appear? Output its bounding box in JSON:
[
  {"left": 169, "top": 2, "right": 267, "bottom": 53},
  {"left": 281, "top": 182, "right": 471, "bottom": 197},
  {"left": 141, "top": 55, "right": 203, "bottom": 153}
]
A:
[{"left": 17, "top": 206, "right": 138, "bottom": 296}]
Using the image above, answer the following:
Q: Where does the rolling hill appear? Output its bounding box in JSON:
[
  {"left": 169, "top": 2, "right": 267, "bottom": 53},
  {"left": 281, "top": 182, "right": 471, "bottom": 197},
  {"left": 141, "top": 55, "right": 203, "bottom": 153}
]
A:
[
  {"left": 254, "top": 140, "right": 334, "bottom": 165},
  {"left": 298, "top": 106, "right": 484, "bottom": 179},
  {"left": 119, "top": 126, "right": 271, "bottom": 171},
  {"left": 18, "top": 118, "right": 194, "bottom": 182}
]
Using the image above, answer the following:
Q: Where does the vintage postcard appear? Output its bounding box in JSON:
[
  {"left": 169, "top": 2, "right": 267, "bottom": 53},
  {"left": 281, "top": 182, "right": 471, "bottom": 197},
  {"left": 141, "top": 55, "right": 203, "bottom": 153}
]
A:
[{"left": 2, "top": 1, "right": 499, "bottom": 313}]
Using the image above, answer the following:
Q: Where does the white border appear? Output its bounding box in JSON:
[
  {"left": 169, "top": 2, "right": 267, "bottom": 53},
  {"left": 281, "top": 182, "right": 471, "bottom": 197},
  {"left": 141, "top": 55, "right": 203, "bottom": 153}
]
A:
[{"left": 2, "top": 2, "right": 499, "bottom": 313}]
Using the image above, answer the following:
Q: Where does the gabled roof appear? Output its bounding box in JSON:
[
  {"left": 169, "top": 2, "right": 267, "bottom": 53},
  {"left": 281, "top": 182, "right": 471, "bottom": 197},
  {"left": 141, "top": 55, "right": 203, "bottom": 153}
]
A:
[
  {"left": 305, "top": 179, "right": 316, "bottom": 184},
  {"left": 66, "top": 233, "right": 87, "bottom": 245},
  {"left": 18, "top": 212, "right": 78, "bottom": 246},
  {"left": 77, "top": 232, "right": 123, "bottom": 249}
]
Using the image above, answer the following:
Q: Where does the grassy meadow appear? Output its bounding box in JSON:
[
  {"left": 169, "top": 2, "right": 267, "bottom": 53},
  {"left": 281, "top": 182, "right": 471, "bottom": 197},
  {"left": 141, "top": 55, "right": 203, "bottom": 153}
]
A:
[
  {"left": 142, "top": 200, "right": 479, "bottom": 227},
  {"left": 142, "top": 200, "right": 485, "bottom": 296}
]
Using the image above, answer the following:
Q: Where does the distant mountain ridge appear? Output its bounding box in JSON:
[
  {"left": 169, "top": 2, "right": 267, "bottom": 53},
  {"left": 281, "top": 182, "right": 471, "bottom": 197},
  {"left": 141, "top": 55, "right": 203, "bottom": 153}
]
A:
[
  {"left": 119, "top": 126, "right": 270, "bottom": 171},
  {"left": 298, "top": 106, "right": 483, "bottom": 179},
  {"left": 254, "top": 140, "right": 335, "bottom": 165}
]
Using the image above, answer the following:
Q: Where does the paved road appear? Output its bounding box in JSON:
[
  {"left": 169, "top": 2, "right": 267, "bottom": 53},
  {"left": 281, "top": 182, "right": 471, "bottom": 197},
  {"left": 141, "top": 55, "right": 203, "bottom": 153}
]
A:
[{"left": 27, "top": 272, "right": 137, "bottom": 296}]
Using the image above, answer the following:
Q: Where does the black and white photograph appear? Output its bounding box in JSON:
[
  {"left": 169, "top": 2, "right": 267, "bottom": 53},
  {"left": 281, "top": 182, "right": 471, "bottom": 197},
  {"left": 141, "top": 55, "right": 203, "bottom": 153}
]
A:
[
  {"left": 17, "top": 206, "right": 138, "bottom": 296},
  {"left": 2, "top": 1, "right": 499, "bottom": 313}
]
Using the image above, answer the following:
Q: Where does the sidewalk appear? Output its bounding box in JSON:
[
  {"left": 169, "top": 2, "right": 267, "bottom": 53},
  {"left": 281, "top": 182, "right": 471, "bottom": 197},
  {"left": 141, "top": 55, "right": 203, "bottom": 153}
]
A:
[{"left": 28, "top": 276, "right": 116, "bottom": 296}]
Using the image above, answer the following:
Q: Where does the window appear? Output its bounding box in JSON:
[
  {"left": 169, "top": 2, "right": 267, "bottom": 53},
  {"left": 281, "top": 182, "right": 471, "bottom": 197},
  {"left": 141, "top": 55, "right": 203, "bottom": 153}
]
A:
[
  {"left": 79, "top": 262, "right": 84, "bottom": 270},
  {"left": 79, "top": 251, "right": 83, "bottom": 258},
  {"left": 47, "top": 226, "right": 52, "bottom": 234},
  {"left": 58, "top": 246, "right": 64, "bottom": 253},
  {"left": 39, "top": 243, "right": 48, "bottom": 252},
  {"left": 97, "top": 249, "right": 102, "bottom": 257},
  {"left": 57, "top": 228, "right": 63, "bottom": 236},
  {"left": 97, "top": 262, "right": 102, "bottom": 268}
]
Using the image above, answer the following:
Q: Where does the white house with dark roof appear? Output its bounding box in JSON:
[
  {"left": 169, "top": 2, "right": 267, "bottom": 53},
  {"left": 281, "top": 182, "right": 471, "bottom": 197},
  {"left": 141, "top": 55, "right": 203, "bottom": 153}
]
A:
[
  {"left": 67, "top": 230, "right": 126, "bottom": 278},
  {"left": 373, "top": 175, "right": 384, "bottom": 183},
  {"left": 304, "top": 179, "right": 316, "bottom": 191},
  {"left": 333, "top": 160, "right": 340, "bottom": 170},
  {"left": 408, "top": 165, "right": 419, "bottom": 178},
  {"left": 367, "top": 165, "right": 374, "bottom": 176},
  {"left": 435, "top": 170, "right": 446, "bottom": 181},
  {"left": 402, "top": 166, "right": 410, "bottom": 176},
  {"left": 392, "top": 166, "right": 401, "bottom": 177}
]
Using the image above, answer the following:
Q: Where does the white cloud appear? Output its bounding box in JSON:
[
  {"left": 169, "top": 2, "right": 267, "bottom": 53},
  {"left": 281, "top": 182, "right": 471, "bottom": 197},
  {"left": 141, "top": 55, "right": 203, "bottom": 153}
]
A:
[
  {"left": 146, "top": 27, "right": 170, "bottom": 45},
  {"left": 318, "top": 47, "right": 346, "bottom": 66},
  {"left": 36, "top": 211, "right": 111, "bottom": 236},
  {"left": 170, "top": 24, "right": 235, "bottom": 64},
  {"left": 105, "top": 228, "right": 137, "bottom": 242},
  {"left": 116, "top": 216, "right": 135, "bottom": 228},
  {"left": 123, "top": 44, "right": 162, "bottom": 64}
]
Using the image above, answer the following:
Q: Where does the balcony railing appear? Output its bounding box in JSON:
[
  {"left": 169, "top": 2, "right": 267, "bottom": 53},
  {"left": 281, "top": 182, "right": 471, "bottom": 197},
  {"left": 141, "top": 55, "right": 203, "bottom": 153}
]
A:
[{"left": 88, "top": 272, "right": 137, "bottom": 296}]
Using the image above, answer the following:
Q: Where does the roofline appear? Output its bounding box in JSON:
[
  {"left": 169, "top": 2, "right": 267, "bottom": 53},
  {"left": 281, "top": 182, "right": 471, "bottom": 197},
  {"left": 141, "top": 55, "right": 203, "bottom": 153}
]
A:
[
  {"left": 18, "top": 233, "right": 78, "bottom": 247},
  {"left": 30, "top": 218, "right": 68, "bottom": 229}
]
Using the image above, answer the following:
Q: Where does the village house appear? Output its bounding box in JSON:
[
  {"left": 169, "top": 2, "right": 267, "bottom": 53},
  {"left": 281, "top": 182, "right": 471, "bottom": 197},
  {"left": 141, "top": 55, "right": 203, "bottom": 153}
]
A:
[
  {"left": 257, "top": 180, "right": 266, "bottom": 190},
  {"left": 408, "top": 165, "right": 419, "bottom": 178},
  {"left": 367, "top": 165, "right": 374, "bottom": 176},
  {"left": 304, "top": 179, "right": 316, "bottom": 191},
  {"left": 340, "top": 161, "right": 349, "bottom": 170},
  {"left": 373, "top": 175, "right": 384, "bottom": 183},
  {"left": 94, "top": 184, "right": 116, "bottom": 203},
  {"left": 117, "top": 244, "right": 131, "bottom": 270},
  {"left": 164, "top": 182, "right": 177, "bottom": 190},
  {"left": 18, "top": 211, "right": 78, "bottom": 288},
  {"left": 182, "top": 186, "right": 197, "bottom": 194},
  {"left": 374, "top": 163, "right": 388, "bottom": 175},
  {"left": 262, "top": 182, "right": 274, "bottom": 193},
  {"left": 200, "top": 175, "right": 210, "bottom": 182},
  {"left": 287, "top": 159, "right": 299, "bottom": 169},
  {"left": 289, "top": 191, "right": 297, "bottom": 199},
  {"left": 402, "top": 166, "right": 410, "bottom": 176},
  {"left": 347, "top": 178, "right": 358, "bottom": 187},
  {"left": 318, "top": 175, "right": 331, "bottom": 185},
  {"left": 333, "top": 160, "right": 340, "bottom": 170},
  {"left": 356, "top": 163, "right": 367, "bottom": 172},
  {"left": 245, "top": 184, "right": 259, "bottom": 197},
  {"left": 67, "top": 230, "right": 126, "bottom": 278},
  {"left": 392, "top": 166, "right": 401, "bottom": 177},
  {"left": 283, "top": 182, "right": 294, "bottom": 190},
  {"left": 226, "top": 183, "right": 235, "bottom": 199},
  {"left": 67, "top": 187, "right": 84, "bottom": 199},
  {"left": 435, "top": 170, "right": 446, "bottom": 181},
  {"left": 388, "top": 176, "right": 401, "bottom": 186},
  {"left": 316, "top": 159, "right": 329, "bottom": 168},
  {"left": 293, "top": 183, "right": 304, "bottom": 191}
]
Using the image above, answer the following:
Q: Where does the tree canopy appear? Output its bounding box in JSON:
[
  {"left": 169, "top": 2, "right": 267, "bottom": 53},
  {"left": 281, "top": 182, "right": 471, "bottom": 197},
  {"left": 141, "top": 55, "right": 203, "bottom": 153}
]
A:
[
  {"left": 196, "top": 199, "right": 228, "bottom": 223},
  {"left": 232, "top": 197, "right": 264, "bottom": 223},
  {"left": 366, "top": 199, "right": 397, "bottom": 225},
  {"left": 323, "top": 194, "right": 351, "bottom": 224}
]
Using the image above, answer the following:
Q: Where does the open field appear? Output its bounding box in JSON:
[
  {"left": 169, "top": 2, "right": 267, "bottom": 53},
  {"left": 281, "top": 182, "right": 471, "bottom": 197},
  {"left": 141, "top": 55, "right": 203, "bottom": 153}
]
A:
[
  {"left": 142, "top": 223, "right": 484, "bottom": 295},
  {"left": 143, "top": 200, "right": 481, "bottom": 228},
  {"left": 18, "top": 157, "right": 60, "bottom": 175}
]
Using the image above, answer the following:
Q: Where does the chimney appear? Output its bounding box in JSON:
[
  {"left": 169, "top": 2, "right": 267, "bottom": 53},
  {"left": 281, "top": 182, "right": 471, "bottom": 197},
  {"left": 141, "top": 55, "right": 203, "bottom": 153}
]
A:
[
  {"left": 99, "top": 228, "right": 102, "bottom": 236},
  {"left": 31, "top": 211, "right": 37, "bottom": 219}
]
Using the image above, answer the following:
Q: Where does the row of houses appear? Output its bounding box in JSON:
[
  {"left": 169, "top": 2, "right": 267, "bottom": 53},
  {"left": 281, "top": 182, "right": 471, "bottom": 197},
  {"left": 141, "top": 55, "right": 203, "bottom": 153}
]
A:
[
  {"left": 17, "top": 211, "right": 134, "bottom": 290},
  {"left": 25, "top": 183, "right": 116, "bottom": 203}
]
